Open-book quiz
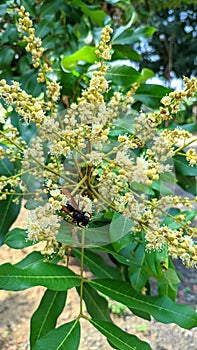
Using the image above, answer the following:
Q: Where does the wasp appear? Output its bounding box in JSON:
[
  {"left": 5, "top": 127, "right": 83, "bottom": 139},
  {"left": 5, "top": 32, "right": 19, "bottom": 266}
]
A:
[{"left": 61, "top": 189, "right": 90, "bottom": 227}]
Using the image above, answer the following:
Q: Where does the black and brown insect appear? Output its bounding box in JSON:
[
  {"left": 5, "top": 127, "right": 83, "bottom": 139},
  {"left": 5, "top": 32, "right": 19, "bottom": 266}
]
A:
[{"left": 61, "top": 189, "right": 90, "bottom": 227}]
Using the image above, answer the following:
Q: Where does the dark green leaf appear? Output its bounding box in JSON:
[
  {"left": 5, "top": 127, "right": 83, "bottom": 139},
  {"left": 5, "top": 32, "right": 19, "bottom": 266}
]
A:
[
  {"left": 113, "top": 26, "right": 156, "bottom": 45},
  {"left": 14, "top": 252, "right": 44, "bottom": 269},
  {"left": 0, "top": 261, "right": 80, "bottom": 291},
  {"left": 157, "top": 268, "right": 180, "bottom": 300},
  {"left": 4, "top": 228, "right": 34, "bottom": 249},
  {"left": 174, "top": 154, "right": 197, "bottom": 176},
  {"left": 92, "top": 246, "right": 138, "bottom": 267},
  {"left": 177, "top": 123, "right": 197, "bottom": 133},
  {"left": 112, "top": 15, "right": 137, "bottom": 42},
  {"left": 134, "top": 84, "right": 172, "bottom": 109},
  {"left": 0, "top": 151, "right": 15, "bottom": 176},
  {"left": 0, "top": 47, "right": 15, "bottom": 66},
  {"left": 176, "top": 174, "right": 197, "bottom": 196},
  {"left": 79, "top": 284, "right": 111, "bottom": 322},
  {"left": 106, "top": 63, "right": 141, "bottom": 87},
  {"left": 10, "top": 111, "right": 37, "bottom": 142},
  {"left": 73, "top": 249, "right": 122, "bottom": 279},
  {"left": 1, "top": 24, "right": 18, "bottom": 44},
  {"left": 144, "top": 247, "right": 168, "bottom": 277},
  {"left": 32, "top": 320, "right": 80, "bottom": 350},
  {"left": 71, "top": 0, "right": 106, "bottom": 26},
  {"left": 20, "top": 0, "right": 36, "bottom": 16},
  {"left": 157, "top": 279, "right": 177, "bottom": 301},
  {"left": 90, "top": 319, "right": 151, "bottom": 350},
  {"left": 0, "top": 189, "right": 21, "bottom": 245},
  {"left": 36, "top": 18, "right": 53, "bottom": 38},
  {"left": 40, "top": 0, "right": 66, "bottom": 16},
  {"left": 129, "top": 245, "right": 148, "bottom": 292},
  {"left": 21, "top": 69, "right": 42, "bottom": 97},
  {"left": 30, "top": 289, "right": 67, "bottom": 347},
  {"left": 129, "top": 308, "right": 151, "bottom": 321},
  {"left": 90, "top": 279, "right": 197, "bottom": 329},
  {"left": 112, "top": 45, "right": 141, "bottom": 61}
]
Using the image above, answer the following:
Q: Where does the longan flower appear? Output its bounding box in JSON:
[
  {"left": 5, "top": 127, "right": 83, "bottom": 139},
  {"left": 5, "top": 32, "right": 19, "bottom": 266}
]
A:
[
  {"left": 95, "top": 25, "right": 113, "bottom": 61},
  {"left": 26, "top": 204, "right": 61, "bottom": 242},
  {"left": 186, "top": 148, "right": 197, "bottom": 166},
  {"left": 87, "top": 151, "right": 104, "bottom": 166}
]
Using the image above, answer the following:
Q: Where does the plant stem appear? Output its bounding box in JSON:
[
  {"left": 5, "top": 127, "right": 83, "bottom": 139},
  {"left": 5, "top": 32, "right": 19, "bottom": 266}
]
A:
[{"left": 79, "top": 228, "right": 85, "bottom": 315}]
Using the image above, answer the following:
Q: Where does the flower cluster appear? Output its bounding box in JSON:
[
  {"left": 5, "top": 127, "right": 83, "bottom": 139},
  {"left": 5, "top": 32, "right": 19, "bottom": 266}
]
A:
[
  {"left": 0, "top": 8, "right": 197, "bottom": 266},
  {"left": 17, "top": 6, "right": 51, "bottom": 79}
]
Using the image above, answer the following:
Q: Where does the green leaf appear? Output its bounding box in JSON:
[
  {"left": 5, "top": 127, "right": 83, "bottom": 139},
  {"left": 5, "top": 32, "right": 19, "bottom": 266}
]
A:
[
  {"left": 183, "top": 209, "right": 197, "bottom": 222},
  {"left": 130, "top": 182, "right": 154, "bottom": 195},
  {"left": 32, "top": 320, "right": 80, "bottom": 350},
  {"left": 79, "top": 284, "right": 111, "bottom": 322},
  {"left": 129, "top": 308, "right": 151, "bottom": 322},
  {"left": 112, "top": 14, "right": 137, "bottom": 42},
  {"left": 90, "top": 279, "right": 197, "bottom": 329},
  {"left": 0, "top": 189, "right": 21, "bottom": 245},
  {"left": 112, "top": 45, "right": 141, "bottom": 61},
  {"left": 160, "top": 171, "right": 177, "bottom": 183},
  {"left": 129, "top": 245, "right": 148, "bottom": 292},
  {"left": 40, "top": 0, "right": 66, "bottom": 16},
  {"left": 14, "top": 252, "right": 44, "bottom": 269},
  {"left": 71, "top": 0, "right": 106, "bottom": 26},
  {"left": 1, "top": 24, "right": 18, "bottom": 44},
  {"left": 62, "top": 46, "right": 97, "bottom": 71},
  {"left": 151, "top": 179, "right": 174, "bottom": 196},
  {"left": 90, "top": 319, "right": 151, "bottom": 350},
  {"left": 144, "top": 247, "right": 168, "bottom": 277},
  {"left": 0, "top": 261, "right": 80, "bottom": 291},
  {"left": 157, "top": 268, "right": 180, "bottom": 300},
  {"left": 73, "top": 249, "right": 122, "bottom": 279},
  {"left": 21, "top": 68, "right": 42, "bottom": 97},
  {"left": 92, "top": 246, "right": 138, "bottom": 267},
  {"left": 139, "top": 68, "right": 155, "bottom": 82},
  {"left": 113, "top": 26, "right": 156, "bottom": 45},
  {"left": 178, "top": 123, "right": 197, "bottom": 133},
  {"left": 112, "top": 114, "right": 135, "bottom": 134},
  {"left": 157, "top": 260, "right": 179, "bottom": 300},
  {"left": 0, "top": 150, "right": 15, "bottom": 176},
  {"left": 0, "top": 47, "right": 15, "bottom": 67},
  {"left": 0, "top": 4, "right": 7, "bottom": 16},
  {"left": 4, "top": 228, "right": 34, "bottom": 249},
  {"left": 30, "top": 289, "right": 67, "bottom": 347},
  {"left": 106, "top": 63, "right": 141, "bottom": 87},
  {"left": 10, "top": 111, "right": 37, "bottom": 142},
  {"left": 176, "top": 174, "right": 197, "bottom": 195},
  {"left": 110, "top": 213, "right": 134, "bottom": 251},
  {"left": 134, "top": 84, "right": 172, "bottom": 109},
  {"left": 20, "top": 0, "right": 36, "bottom": 16},
  {"left": 164, "top": 209, "right": 197, "bottom": 230},
  {"left": 174, "top": 154, "right": 197, "bottom": 176},
  {"left": 36, "top": 18, "right": 52, "bottom": 38}
]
